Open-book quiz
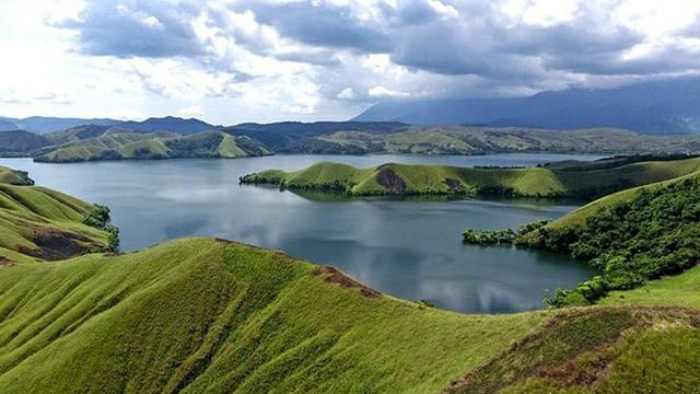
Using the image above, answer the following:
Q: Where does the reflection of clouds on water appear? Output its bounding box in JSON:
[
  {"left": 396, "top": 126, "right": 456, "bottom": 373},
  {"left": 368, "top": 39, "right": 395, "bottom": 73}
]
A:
[
  {"left": 476, "top": 282, "right": 526, "bottom": 313},
  {"left": 0, "top": 155, "right": 598, "bottom": 314},
  {"left": 162, "top": 217, "right": 209, "bottom": 239}
]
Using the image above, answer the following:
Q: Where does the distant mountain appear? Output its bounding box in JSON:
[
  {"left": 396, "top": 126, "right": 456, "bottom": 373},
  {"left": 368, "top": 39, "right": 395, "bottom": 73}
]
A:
[
  {"left": 0, "top": 118, "right": 19, "bottom": 131},
  {"left": 0, "top": 130, "right": 51, "bottom": 156},
  {"left": 119, "top": 116, "right": 216, "bottom": 135},
  {"left": 0, "top": 116, "right": 216, "bottom": 135},
  {"left": 0, "top": 116, "right": 122, "bottom": 134},
  {"left": 34, "top": 130, "right": 270, "bottom": 163},
  {"left": 224, "top": 121, "right": 407, "bottom": 151},
  {"left": 353, "top": 77, "right": 700, "bottom": 134}
]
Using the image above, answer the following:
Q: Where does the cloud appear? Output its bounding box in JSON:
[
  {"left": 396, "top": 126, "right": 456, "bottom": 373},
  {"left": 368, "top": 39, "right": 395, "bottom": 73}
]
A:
[
  {"left": 233, "top": 1, "right": 392, "bottom": 53},
  {"left": 4, "top": 0, "right": 700, "bottom": 123},
  {"left": 56, "top": 0, "right": 204, "bottom": 58},
  {"left": 368, "top": 86, "right": 410, "bottom": 98},
  {"left": 337, "top": 88, "right": 356, "bottom": 100}
]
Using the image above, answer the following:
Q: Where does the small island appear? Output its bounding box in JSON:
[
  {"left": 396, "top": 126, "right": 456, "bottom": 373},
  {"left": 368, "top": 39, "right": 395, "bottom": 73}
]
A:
[{"left": 240, "top": 155, "right": 700, "bottom": 199}]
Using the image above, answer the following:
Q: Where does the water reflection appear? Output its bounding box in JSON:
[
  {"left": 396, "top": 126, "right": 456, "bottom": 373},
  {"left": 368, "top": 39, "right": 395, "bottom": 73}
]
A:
[{"left": 0, "top": 154, "right": 598, "bottom": 314}]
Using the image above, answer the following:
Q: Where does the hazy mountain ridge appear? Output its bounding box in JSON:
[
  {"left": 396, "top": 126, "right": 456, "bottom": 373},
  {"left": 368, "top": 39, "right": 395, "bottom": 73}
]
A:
[
  {"left": 354, "top": 77, "right": 700, "bottom": 134},
  {"left": 0, "top": 116, "right": 216, "bottom": 135}
]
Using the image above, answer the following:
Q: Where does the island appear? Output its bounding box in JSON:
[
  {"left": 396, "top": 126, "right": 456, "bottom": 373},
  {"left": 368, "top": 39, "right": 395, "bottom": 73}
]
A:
[{"left": 240, "top": 155, "right": 700, "bottom": 199}]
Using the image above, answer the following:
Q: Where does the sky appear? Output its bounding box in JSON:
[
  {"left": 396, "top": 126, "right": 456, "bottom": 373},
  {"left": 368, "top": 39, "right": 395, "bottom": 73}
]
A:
[{"left": 1, "top": 0, "right": 700, "bottom": 125}]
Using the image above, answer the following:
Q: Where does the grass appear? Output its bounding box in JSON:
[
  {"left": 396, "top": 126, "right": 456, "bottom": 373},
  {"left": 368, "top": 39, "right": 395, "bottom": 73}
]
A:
[
  {"left": 0, "top": 174, "right": 109, "bottom": 260},
  {"left": 0, "top": 166, "right": 33, "bottom": 186},
  {"left": 0, "top": 237, "right": 546, "bottom": 393},
  {"left": 601, "top": 266, "right": 700, "bottom": 310},
  {"left": 447, "top": 307, "right": 700, "bottom": 394},
  {"left": 0, "top": 165, "right": 698, "bottom": 393},
  {"left": 241, "top": 157, "right": 700, "bottom": 199},
  {"left": 34, "top": 131, "right": 269, "bottom": 163}
]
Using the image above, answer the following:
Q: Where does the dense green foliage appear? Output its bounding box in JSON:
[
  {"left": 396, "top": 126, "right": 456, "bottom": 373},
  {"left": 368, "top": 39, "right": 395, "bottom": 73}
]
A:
[
  {"left": 463, "top": 229, "right": 516, "bottom": 245},
  {"left": 463, "top": 220, "right": 549, "bottom": 245},
  {"left": 82, "top": 204, "right": 120, "bottom": 252},
  {"left": 241, "top": 157, "right": 700, "bottom": 199},
  {"left": 521, "top": 175, "right": 700, "bottom": 306}
]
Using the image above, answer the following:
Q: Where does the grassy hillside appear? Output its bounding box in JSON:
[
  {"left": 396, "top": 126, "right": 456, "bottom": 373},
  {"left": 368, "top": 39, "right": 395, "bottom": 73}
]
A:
[
  {"left": 0, "top": 180, "right": 111, "bottom": 261},
  {"left": 34, "top": 131, "right": 270, "bottom": 163},
  {"left": 241, "top": 157, "right": 700, "bottom": 199},
  {"left": 316, "top": 127, "right": 700, "bottom": 155},
  {"left": 0, "top": 166, "right": 34, "bottom": 186},
  {"left": 446, "top": 306, "right": 700, "bottom": 394},
  {"left": 0, "top": 237, "right": 548, "bottom": 393},
  {"left": 0, "top": 166, "right": 697, "bottom": 393},
  {"left": 601, "top": 266, "right": 700, "bottom": 310}
]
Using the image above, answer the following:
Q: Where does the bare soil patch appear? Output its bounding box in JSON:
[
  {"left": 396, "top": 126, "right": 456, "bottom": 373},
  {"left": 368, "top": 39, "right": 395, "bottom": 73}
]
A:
[
  {"left": 376, "top": 167, "right": 406, "bottom": 193},
  {"left": 313, "top": 266, "right": 381, "bottom": 298}
]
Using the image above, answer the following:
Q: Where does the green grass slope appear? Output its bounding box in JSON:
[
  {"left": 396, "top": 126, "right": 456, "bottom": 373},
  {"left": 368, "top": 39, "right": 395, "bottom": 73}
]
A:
[
  {"left": 241, "top": 157, "right": 700, "bottom": 199},
  {"left": 0, "top": 166, "right": 33, "bottom": 186},
  {"left": 601, "top": 266, "right": 700, "bottom": 310},
  {"left": 0, "top": 237, "right": 545, "bottom": 394},
  {"left": 447, "top": 306, "right": 700, "bottom": 394},
  {"left": 34, "top": 131, "right": 270, "bottom": 163},
  {"left": 0, "top": 172, "right": 110, "bottom": 261}
]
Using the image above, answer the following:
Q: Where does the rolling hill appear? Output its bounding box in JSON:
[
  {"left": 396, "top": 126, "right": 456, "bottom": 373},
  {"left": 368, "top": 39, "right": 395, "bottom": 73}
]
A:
[
  {"left": 240, "top": 156, "right": 700, "bottom": 199},
  {"left": 0, "top": 130, "right": 51, "bottom": 157},
  {"left": 34, "top": 130, "right": 270, "bottom": 163},
  {"left": 318, "top": 126, "right": 700, "bottom": 155},
  {"left": 354, "top": 77, "right": 700, "bottom": 133},
  {"left": 0, "top": 166, "right": 697, "bottom": 393}
]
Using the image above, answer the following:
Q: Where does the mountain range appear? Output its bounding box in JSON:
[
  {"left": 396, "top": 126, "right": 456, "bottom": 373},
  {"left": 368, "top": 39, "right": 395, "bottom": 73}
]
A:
[
  {"left": 0, "top": 116, "right": 216, "bottom": 135},
  {"left": 354, "top": 77, "right": 700, "bottom": 134}
]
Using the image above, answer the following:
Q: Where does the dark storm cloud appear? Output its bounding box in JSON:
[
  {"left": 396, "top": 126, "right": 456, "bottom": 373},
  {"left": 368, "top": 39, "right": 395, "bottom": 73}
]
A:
[
  {"left": 232, "top": 1, "right": 392, "bottom": 53},
  {"left": 57, "top": 1, "right": 204, "bottom": 58}
]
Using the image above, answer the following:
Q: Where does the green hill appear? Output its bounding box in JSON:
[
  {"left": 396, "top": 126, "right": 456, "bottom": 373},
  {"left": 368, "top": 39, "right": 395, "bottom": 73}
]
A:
[
  {"left": 0, "top": 166, "right": 34, "bottom": 186},
  {"left": 240, "top": 157, "right": 700, "bottom": 199},
  {"left": 0, "top": 166, "right": 698, "bottom": 393},
  {"left": 0, "top": 172, "right": 111, "bottom": 262},
  {"left": 34, "top": 131, "right": 270, "bottom": 163}
]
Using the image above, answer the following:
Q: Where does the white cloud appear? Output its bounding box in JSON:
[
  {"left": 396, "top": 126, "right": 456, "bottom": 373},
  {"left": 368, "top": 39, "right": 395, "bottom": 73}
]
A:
[
  {"left": 368, "top": 86, "right": 410, "bottom": 98},
  {"left": 337, "top": 88, "right": 355, "bottom": 100}
]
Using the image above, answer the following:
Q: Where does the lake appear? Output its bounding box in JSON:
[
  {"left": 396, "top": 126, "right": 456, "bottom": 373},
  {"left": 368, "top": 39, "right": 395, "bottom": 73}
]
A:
[{"left": 1, "top": 153, "right": 601, "bottom": 314}]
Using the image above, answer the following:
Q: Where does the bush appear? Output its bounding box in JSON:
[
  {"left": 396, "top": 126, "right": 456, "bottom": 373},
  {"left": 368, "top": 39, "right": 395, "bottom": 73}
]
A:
[
  {"left": 83, "top": 204, "right": 120, "bottom": 252},
  {"left": 538, "top": 177, "right": 700, "bottom": 305}
]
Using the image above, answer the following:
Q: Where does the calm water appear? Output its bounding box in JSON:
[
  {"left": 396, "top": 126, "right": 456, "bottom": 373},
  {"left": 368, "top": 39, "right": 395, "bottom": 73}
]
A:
[{"left": 1, "top": 153, "right": 601, "bottom": 314}]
